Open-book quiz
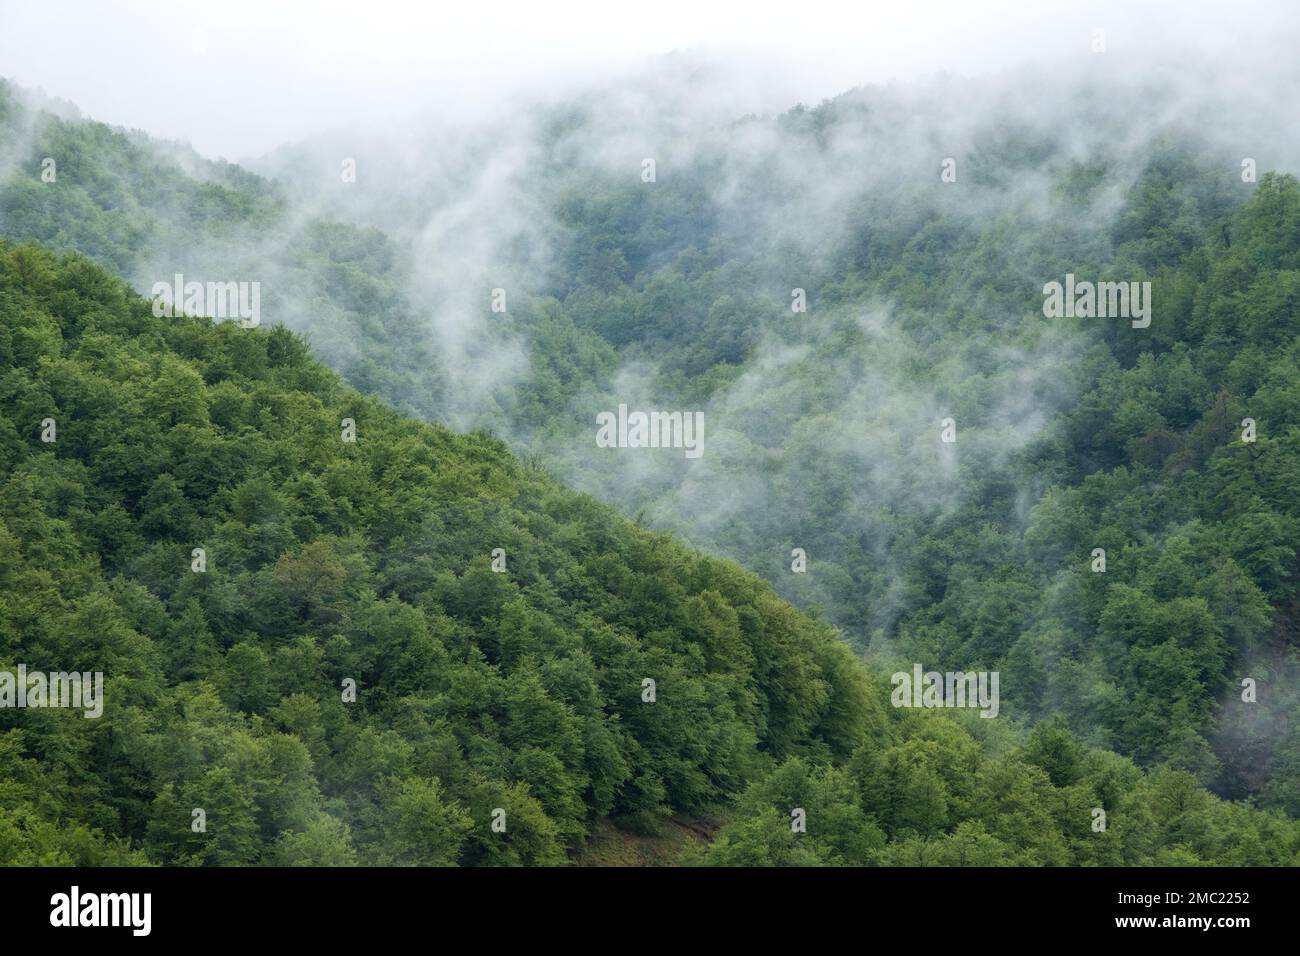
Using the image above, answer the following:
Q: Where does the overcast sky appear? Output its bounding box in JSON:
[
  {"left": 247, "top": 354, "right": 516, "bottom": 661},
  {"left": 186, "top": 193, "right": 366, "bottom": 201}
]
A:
[{"left": 1, "top": 0, "right": 1294, "bottom": 161}]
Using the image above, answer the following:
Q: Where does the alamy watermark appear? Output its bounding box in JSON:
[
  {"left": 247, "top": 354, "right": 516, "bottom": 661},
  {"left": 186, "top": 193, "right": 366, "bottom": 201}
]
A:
[
  {"left": 1043, "top": 274, "right": 1150, "bottom": 329},
  {"left": 890, "top": 664, "right": 999, "bottom": 718},
  {"left": 50, "top": 886, "right": 150, "bottom": 936},
  {"left": 595, "top": 403, "right": 704, "bottom": 459},
  {"left": 151, "top": 273, "right": 260, "bottom": 327},
  {"left": 0, "top": 665, "right": 104, "bottom": 718}
]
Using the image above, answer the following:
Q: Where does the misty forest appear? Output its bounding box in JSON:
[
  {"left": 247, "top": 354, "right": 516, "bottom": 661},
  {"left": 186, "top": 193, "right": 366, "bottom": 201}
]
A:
[{"left": 1, "top": 55, "right": 1299, "bottom": 867}]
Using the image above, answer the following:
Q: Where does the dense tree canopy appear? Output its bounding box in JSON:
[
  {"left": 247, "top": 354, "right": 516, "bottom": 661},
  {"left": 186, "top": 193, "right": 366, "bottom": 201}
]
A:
[
  {"left": 0, "top": 242, "right": 1295, "bottom": 865},
  {"left": 1, "top": 73, "right": 1297, "bottom": 865}
]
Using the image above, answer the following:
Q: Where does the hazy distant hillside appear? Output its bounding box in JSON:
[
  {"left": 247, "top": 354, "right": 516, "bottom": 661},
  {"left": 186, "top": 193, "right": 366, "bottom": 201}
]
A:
[
  {"left": 252, "top": 68, "right": 1300, "bottom": 804},
  {"left": 0, "top": 78, "right": 451, "bottom": 423}
]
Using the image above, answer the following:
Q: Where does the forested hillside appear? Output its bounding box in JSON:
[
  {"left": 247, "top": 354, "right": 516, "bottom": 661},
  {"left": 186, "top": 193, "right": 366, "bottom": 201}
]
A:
[
  {"left": 0, "top": 238, "right": 869, "bottom": 863},
  {"left": 0, "top": 80, "right": 449, "bottom": 422},
  {"left": 1, "top": 67, "right": 1298, "bottom": 862},
  {"left": 1, "top": 241, "right": 1296, "bottom": 865},
  {"left": 534, "top": 158, "right": 1300, "bottom": 805}
]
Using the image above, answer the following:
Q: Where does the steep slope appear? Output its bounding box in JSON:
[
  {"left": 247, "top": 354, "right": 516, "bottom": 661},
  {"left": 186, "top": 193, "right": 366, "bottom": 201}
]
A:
[
  {"left": 0, "top": 238, "right": 872, "bottom": 863},
  {"left": 2, "top": 70, "right": 1298, "bottom": 810},
  {"left": 1, "top": 241, "right": 1296, "bottom": 865}
]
